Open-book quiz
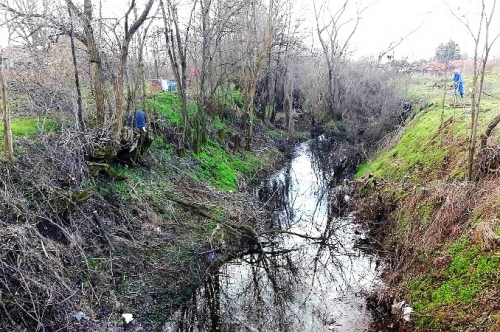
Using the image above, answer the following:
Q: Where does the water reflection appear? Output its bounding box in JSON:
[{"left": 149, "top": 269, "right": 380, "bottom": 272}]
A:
[{"left": 167, "top": 141, "right": 380, "bottom": 331}]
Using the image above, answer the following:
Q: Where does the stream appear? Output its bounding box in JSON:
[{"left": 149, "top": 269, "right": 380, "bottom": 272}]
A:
[{"left": 166, "top": 140, "right": 382, "bottom": 331}]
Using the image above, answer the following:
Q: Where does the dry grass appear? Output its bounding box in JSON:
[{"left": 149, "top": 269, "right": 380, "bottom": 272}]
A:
[{"left": 0, "top": 127, "right": 273, "bottom": 331}]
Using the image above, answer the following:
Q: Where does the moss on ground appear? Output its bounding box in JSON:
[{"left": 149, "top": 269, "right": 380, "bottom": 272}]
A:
[
  {"left": 0, "top": 117, "right": 57, "bottom": 137},
  {"left": 147, "top": 92, "right": 197, "bottom": 126},
  {"left": 192, "top": 139, "right": 267, "bottom": 191},
  {"left": 409, "top": 238, "right": 500, "bottom": 330}
]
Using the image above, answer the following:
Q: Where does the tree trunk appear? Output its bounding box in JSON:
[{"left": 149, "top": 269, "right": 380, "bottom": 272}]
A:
[
  {"left": 194, "top": 0, "right": 211, "bottom": 154},
  {"left": 66, "top": 0, "right": 106, "bottom": 126},
  {"left": 285, "top": 78, "right": 293, "bottom": 132},
  {"left": 139, "top": 51, "right": 148, "bottom": 119},
  {"left": 194, "top": 106, "right": 207, "bottom": 155},
  {"left": 466, "top": 53, "right": 480, "bottom": 181},
  {"left": 112, "top": 0, "right": 155, "bottom": 142},
  {"left": 481, "top": 111, "right": 500, "bottom": 148},
  {"left": 90, "top": 60, "right": 106, "bottom": 125},
  {"left": 270, "top": 55, "right": 280, "bottom": 124},
  {"left": 159, "top": 0, "right": 188, "bottom": 129},
  {"left": 0, "top": 60, "right": 13, "bottom": 160},
  {"left": 327, "top": 67, "right": 335, "bottom": 117},
  {"left": 262, "top": 55, "right": 272, "bottom": 122},
  {"left": 68, "top": 5, "right": 85, "bottom": 131},
  {"left": 245, "top": 87, "right": 256, "bottom": 150},
  {"left": 113, "top": 44, "right": 129, "bottom": 141},
  {"left": 478, "top": 55, "right": 493, "bottom": 148},
  {"left": 465, "top": 1, "right": 487, "bottom": 181}
]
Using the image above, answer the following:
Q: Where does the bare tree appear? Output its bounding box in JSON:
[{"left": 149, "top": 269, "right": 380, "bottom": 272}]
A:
[
  {"left": 67, "top": 4, "right": 85, "bottom": 131},
  {"left": 0, "top": 55, "right": 14, "bottom": 161},
  {"left": 478, "top": 0, "right": 500, "bottom": 148},
  {"left": 1, "top": 2, "right": 14, "bottom": 160},
  {"left": 241, "top": 0, "right": 275, "bottom": 150},
  {"left": 112, "top": 0, "right": 155, "bottom": 142},
  {"left": 66, "top": 0, "right": 107, "bottom": 126},
  {"left": 313, "top": 0, "right": 376, "bottom": 119},
  {"left": 159, "top": 0, "right": 197, "bottom": 141},
  {"left": 135, "top": 5, "right": 158, "bottom": 125},
  {"left": 445, "top": 0, "right": 499, "bottom": 180},
  {"left": 0, "top": 0, "right": 110, "bottom": 126},
  {"left": 281, "top": 1, "right": 305, "bottom": 133},
  {"left": 193, "top": 0, "right": 212, "bottom": 154}
]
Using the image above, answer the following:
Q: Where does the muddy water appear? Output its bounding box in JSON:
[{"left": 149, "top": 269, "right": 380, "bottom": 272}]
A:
[{"left": 168, "top": 141, "right": 381, "bottom": 331}]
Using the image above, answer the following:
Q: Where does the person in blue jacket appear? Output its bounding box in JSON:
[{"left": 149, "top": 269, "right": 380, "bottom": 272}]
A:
[
  {"left": 453, "top": 69, "right": 464, "bottom": 98},
  {"left": 127, "top": 109, "right": 147, "bottom": 131}
]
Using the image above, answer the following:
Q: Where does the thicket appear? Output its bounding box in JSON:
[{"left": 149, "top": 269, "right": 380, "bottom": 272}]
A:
[{"left": 0, "top": 86, "right": 290, "bottom": 331}]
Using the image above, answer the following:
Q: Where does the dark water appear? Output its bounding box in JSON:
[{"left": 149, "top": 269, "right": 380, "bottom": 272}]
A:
[{"left": 166, "top": 141, "right": 381, "bottom": 331}]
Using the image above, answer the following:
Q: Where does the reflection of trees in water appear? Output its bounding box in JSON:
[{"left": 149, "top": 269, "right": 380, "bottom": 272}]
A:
[
  {"left": 174, "top": 273, "right": 220, "bottom": 332},
  {"left": 171, "top": 142, "right": 373, "bottom": 331},
  {"left": 257, "top": 162, "right": 292, "bottom": 231}
]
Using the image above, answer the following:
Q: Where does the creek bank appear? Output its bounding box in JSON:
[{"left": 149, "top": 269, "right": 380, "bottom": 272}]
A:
[
  {"left": 356, "top": 93, "right": 500, "bottom": 331},
  {"left": 0, "top": 103, "right": 310, "bottom": 332}
]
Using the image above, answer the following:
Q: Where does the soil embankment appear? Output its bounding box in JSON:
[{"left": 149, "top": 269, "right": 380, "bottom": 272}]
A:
[{"left": 357, "top": 71, "right": 500, "bottom": 331}]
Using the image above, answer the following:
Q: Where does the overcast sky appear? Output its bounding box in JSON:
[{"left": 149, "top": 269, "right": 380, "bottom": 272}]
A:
[
  {"left": 2, "top": 0, "right": 500, "bottom": 61},
  {"left": 298, "top": 0, "right": 500, "bottom": 61}
]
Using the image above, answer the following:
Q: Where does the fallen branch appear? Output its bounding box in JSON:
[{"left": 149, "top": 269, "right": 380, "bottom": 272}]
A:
[
  {"left": 165, "top": 193, "right": 261, "bottom": 242},
  {"left": 92, "top": 211, "right": 115, "bottom": 252}
]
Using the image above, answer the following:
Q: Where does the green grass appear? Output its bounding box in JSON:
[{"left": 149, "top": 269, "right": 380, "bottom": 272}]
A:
[
  {"left": 394, "top": 200, "right": 435, "bottom": 236},
  {"left": 214, "top": 88, "right": 244, "bottom": 109},
  {"left": 148, "top": 92, "right": 197, "bottom": 126},
  {"left": 148, "top": 92, "right": 183, "bottom": 125},
  {"left": 193, "top": 140, "right": 264, "bottom": 191},
  {"left": 0, "top": 118, "right": 57, "bottom": 137},
  {"left": 0, "top": 117, "right": 57, "bottom": 156},
  {"left": 409, "top": 238, "right": 500, "bottom": 329},
  {"left": 356, "top": 109, "right": 450, "bottom": 181}
]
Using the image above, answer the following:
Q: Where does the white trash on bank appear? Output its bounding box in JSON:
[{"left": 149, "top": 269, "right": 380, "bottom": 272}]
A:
[
  {"left": 122, "top": 313, "right": 134, "bottom": 324},
  {"left": 391, "top": 300, "right": 413, "bottom": 322},
  {"left": 74, "top": 312, "right": 90, "bottom": 322},
  {"left": 403, "top": 306, "right": 414, "bottom": 322}
]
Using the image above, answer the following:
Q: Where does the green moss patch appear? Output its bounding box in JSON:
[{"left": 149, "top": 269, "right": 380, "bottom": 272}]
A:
[
  {"left": 193, "top": 140, "right": 264, "bottom": 191},
  {"left": 0, "top": 118, "right": 57, "bottom": 137},
  {"left": 148, "top": 92, "right": 199, "bottom": 126},
  {"left": 408, "top": 238, "right": 500, "bottom": 329}
]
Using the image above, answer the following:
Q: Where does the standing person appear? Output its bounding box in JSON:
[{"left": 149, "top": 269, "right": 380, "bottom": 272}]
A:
[{"left": 453, "top": 69, "right": 464, "bottom": 99}]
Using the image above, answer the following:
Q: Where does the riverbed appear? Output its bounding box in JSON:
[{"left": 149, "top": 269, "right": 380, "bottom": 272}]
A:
[{"left": 167, "top": 140, "right": 382, "bottom": 331}]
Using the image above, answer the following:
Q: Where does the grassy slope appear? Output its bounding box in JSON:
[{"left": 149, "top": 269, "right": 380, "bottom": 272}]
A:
[
  {"left": 358, "top": 72, "right": 500, "bottom": 331},
  {"left": 149, "top": 91, "right": 281, "bottom": 190}
]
